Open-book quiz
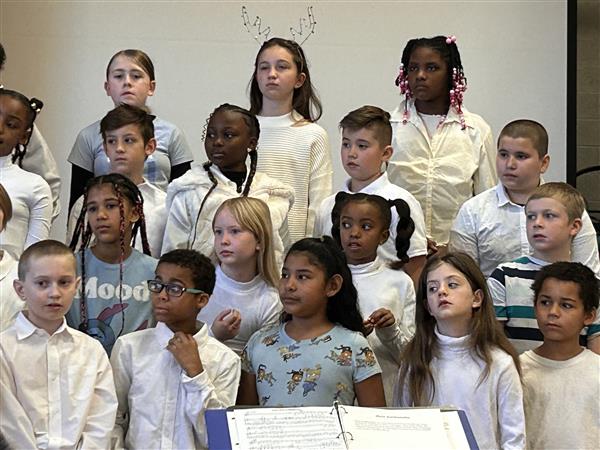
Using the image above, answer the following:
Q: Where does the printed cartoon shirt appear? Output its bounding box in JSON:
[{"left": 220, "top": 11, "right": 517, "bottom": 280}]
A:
[
  {"left": 241, "top": 323, "right": 381, "bottom": 407},
  {"left": 66, "top": 248, "right": 158, "bottom": 355}
]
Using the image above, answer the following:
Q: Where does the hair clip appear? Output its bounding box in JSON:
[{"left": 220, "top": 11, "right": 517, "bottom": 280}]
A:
[
  {"left": 241, "top": 5, "right": 317, "bottom": 46},
  {"left": 446, "top": 35, "right": 457, "bottom": 45},
  {"left": 30, "top": 101, "right": 41, "bottom": 113}
]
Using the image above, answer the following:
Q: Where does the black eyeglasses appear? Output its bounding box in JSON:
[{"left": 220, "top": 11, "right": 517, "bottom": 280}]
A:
[{"left": 147, "top": 280, "right": 204, "bottom": 297}]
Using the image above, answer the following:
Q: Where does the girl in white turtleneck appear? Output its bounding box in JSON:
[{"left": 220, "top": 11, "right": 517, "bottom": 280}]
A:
[
  {"left": 197, "top": 197, "right": 282, "bottom": 356},
  {"left": 331, "top": 192, "right": 416, "bottom": 404},
  {"left": 393, "top": 252, "right": 525, "bottom": 450}
]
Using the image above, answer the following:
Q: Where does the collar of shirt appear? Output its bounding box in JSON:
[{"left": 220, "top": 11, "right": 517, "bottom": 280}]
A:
[
  {"left": 348, "top": 257, "right": 383, "bottom": 276},
  {"left": 0, "top": 154, "right": 14, "bottom": 169},
  {"left": 495, "top": 177, "right": 545, "bottom": 208},
  {"left": 14, "top": 311, "right": 71, "bottom": 341},
  {"left": 154, "top": 320, "right": 209, "bottom": 349},
  {"left": 390, "top": 99, "right": 474, "bottom": 130},
  {"left": 344, "top": 172, "right": 390, "bottom": 194}
]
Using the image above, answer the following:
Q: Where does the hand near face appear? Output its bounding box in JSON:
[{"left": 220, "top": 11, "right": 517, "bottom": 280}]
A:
[
  {"left": 167, "top": 331, "right": 204, "bottom": 377},
  {"left": 211, "top": 308, "right": 242, "bottom": 341}
]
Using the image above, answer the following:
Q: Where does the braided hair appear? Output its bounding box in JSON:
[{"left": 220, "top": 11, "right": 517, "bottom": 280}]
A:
[
  {"left": 0, "top": 88, "right": 44, "bottom": 167},
  {"left": 191, "top": 104, "right": 260, "bottom": 248},
  {"left": 331, "top": 192, "right": 415, "bottom": 270},
  {"left": 395, "top": 36, "right": 467, "bottom": 129},
  {"left": 69, "top": 173, "right": 149, "bottom": 336}
]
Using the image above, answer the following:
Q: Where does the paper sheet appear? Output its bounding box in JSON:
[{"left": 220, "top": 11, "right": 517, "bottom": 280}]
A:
[{"left": 232, "top": 407, "right": 346, "bottom": 450}]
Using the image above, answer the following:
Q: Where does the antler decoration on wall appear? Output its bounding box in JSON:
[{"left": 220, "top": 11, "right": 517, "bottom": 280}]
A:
[{"left": 241, "top": 5, "right": 317, "bottom": 45}]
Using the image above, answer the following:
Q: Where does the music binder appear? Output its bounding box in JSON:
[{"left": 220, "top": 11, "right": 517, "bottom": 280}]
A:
[{"left": 206, "top": 404, "right": 479, "bottom": 450}]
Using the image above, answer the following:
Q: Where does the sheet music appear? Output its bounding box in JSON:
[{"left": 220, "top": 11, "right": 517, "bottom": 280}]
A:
[
  {"left": 232, "top": 407, "right": 346, "bottom": 450},
  {"left": 341, "top": 406, "right": 452, "bottom": 449},
  {"left": 441, "top": 410, "right": 472, "bottom": 450}
]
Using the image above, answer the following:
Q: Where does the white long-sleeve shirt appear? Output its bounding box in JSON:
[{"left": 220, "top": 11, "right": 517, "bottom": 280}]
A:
[
  {"left": 0, "top": 312, "right": 117, "bottom": 450},
  {"left": 449, "top": 182, "right": 600, "bottom": 278},
  {"left": 314, "top": 172, "right": 428, "bottom": 260},
  {"left": 394, "top": 329, "right": 525, "bottom": 450},
  {"left": 67, "top": 179, "right": 167, "bottom": 257},
  {"left": 0, "top": 154, "right": 53, "bottom": 258},
  {"left": 198, "top": 265, "right": 282, "bottom": 355},
  {"left": 350, "top": 257, "right": 415, "bottom": 404},
  {"left": 162, "top": 163, "right": 294, "bottom": 265},
  {"left": 256, "top": 111, "right": 332, "bottom": 241},
  {"left": 20, "top": 125, "right": 62, "bottom": 220},
  {"left": 110, "top": 321, "right": 241, "bottom": 450},
  {"left": 388, "top": 99, "right": 497, "bottom": 245},
  {"left": 0, "top": 251, "right": 22, "bottom": 331}
]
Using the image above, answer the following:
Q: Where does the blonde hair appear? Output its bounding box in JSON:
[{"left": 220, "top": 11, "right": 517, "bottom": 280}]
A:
[
  {"left": 526, "top": 182, "right": 585, "bottom": 222},
  {"left": 213, "top": 197, "right": 279, "bottom": 287}
]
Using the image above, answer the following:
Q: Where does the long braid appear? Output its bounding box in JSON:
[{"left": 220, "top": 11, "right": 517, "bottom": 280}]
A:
[
  {"left": 115, "top": 183, "right": 127, "bottom": 339},
  {"left": 242, "top": 149, "right": 258, "bottom": 197},
  {"left": 388, "top": 198, "right": 415, "bottom": 270},
  {"left": 78, "top": 219, "right": 93, "bottom": 333},
  {"left": 190, "top": 161, "right": 218, "bottom": 250}
]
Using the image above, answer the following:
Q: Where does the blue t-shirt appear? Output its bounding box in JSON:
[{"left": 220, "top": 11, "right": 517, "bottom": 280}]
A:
[
  {"left": 241, "top": 323, "right": 381, "bottom": 406},
  {"left": 66, "top": 248, "right": 158, "bottom": 354}
]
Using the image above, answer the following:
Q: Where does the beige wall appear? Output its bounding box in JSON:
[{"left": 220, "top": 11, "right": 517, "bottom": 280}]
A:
[
  {"left": 0, "top": 1, "right": 568, "bottom": 239},
  {"left": 577, "top": 0, "right": 600, "bottom": 212}
]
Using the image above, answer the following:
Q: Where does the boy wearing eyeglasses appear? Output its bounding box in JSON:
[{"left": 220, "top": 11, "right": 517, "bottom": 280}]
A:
[{"left": 110, "top": 249, "right": 240, "bottom": 449}]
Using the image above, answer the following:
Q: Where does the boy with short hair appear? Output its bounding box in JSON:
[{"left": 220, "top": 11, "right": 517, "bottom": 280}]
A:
[
  {"left": 0, "top": 240, "right": 117, "bottom": 448},
  {"left": 67, "top": 104, "right": 167, "bottom": 256},
  {"left": 488, "top": 182, "right": 600, "bottom": 354},
  {"left": 110, "top": 249, "right": 240, "bottom": 449},
  {"left": 520, "top": 262, "right": 599, "bottom": 449},
  {"left": 449, "top": 119, "right": 599, "bottom": 278},
  {"left": 314, "top": 105, "right": 427, "bottom": 283}
]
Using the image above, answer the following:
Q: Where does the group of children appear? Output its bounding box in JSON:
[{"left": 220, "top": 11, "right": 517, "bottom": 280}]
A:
[{"left": 0, "top": 34, "right": 599, "bottom": 450}]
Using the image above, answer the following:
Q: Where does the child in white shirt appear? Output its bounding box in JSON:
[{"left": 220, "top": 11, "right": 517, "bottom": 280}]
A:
[
  {"left": 199, "top": 197, "right": 282, "bottom": 355},
  {"left": 0, "top": 240, "right": 117, "bottom": 449},
  {"left": 314, "top": 105, "right": 427, "bottom": 284},
  {"left": 521, "top": 262, "right": 599, "bottom": 449},
  {"left": 111, "top": 249, "right": 240, "bottom": 449}
]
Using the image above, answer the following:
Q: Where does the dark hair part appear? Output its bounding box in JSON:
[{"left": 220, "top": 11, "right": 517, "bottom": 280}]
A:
[
  {"left": 106, "top": 49, "right": 155, "bottom": 81},
  {"left": 158, "top": 249, "right": 216, "bottom": 295},
  {"left": 397, "top": 252, "right": 520, "bottom": 406},
  {"left": 331, "top": 192, "right": 414, "bottom": 270},
  {"left": 498, "top": 119, "right": 548, "bottom": 158},
  {"left": 18, "top": 240, "right": 76, "bottom": 280},
  {"left": 283, "top": 237, "right": 365, "bottom": 334},
  {"left": 532, "top": 262, "right": 599, "bottom": 314},
  {"left": 249, "top": 37, "right": 322, "bottom": 121},
  {"left": 191, "top": 104, "right": 260, "bottom": 249},
  {"left": 0, "top": 183, "right": 12, "bottom": 230},
  {"left": 339, "top": 105, "right": 392, "bottom": 146},
  {"left": 0, "top": 88, "right": 44, "bottom": 167},
  {"left": 100, "top": 104, "right": 155, "bottom": 145},
  {"left": 526, "top": 182, "right": 585, "bottom": 222},
  {"left": 401, "top": 35, "right": 464, "bottom": 104},
  {"left": 69, "top": 173, "right": 150, "bottom": 336}
]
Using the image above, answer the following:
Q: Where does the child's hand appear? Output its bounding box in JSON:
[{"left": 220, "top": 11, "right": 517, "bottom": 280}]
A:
[
  {"left": 211, "top": 309, "right": 242, "bottom": 341},
  {"left": 426, "top": 237, "right": 438, "bottom": 257},
  {"left": 363, "top": 319, "right": 374, "bottom": 336},
  {"left": 368, "top": 308, "right": 396, "bottom": 329},
  {"left": 167, "top": 332, "right": 204, "bottom": 377}
]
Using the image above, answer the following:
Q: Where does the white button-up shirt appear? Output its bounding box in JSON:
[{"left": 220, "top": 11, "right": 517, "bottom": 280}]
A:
[
  {"left": 0, "top": 312, "right": 117, "bottom": 449},
  {"left": 449, "top": 182, "right": 600, "bottom": 278},
  {"left": 110, "top": 321, "right": 241, "bottom": 450},
  {"left": 388, "top": 100, "right": 497, "bottom": 245}
]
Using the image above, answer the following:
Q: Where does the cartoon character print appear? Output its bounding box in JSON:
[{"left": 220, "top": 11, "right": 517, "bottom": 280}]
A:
[
  {"left": 356, "top": 346, "right": 377, "bottom": 368},
  {"left": 309, "top": 335, "right": 332, "bottom": 346},
  {"left": 286, "top": 369, "right": 304, "bottom": 394},
  {"left": 325, "top": 344, "right": 353, "bottom": 366},
  {"left": 82, "top": 303, "right": 147, "bottom": 353},
  {"left": 333, "top": 382, "right": 349, "bottom": 401},
  {"left": 302, "top": 364, "right": 321, "bottom": 397},
  {"left": 278, "top": 343, "right": 301, "bottom": 362},
  {"left": 260, "top": 396, "right": 271, "bottom": 406},
  {"left": 261, "top": 332, "right": 280, "bottom": 347},
  {"left": 256, "top": 364, "right": 277, "bottom": 387}
]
